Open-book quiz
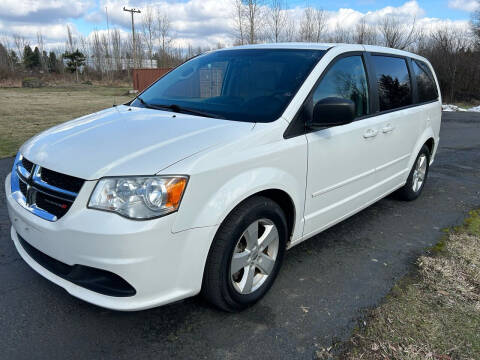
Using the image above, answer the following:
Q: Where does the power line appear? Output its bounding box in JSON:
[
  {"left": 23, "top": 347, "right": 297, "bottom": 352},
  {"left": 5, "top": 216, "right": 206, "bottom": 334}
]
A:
[{"left": 123, "top": 6, "right": 141, "bottom": 68}]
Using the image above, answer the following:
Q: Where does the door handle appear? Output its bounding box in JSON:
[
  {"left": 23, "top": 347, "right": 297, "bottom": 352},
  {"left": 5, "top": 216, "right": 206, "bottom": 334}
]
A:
[
  {"left": 363, "top": 128, "right": 378, "bottom": 139},
  {"left": 382, "top": 124, "right": 395, "bottom": 133}
]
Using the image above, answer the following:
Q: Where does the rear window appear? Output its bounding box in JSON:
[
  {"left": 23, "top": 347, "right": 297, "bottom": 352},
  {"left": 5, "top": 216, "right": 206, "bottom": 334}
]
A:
[
  {"left": 412, "top": 60, "right": 438, "bottom": 103},
  {"left": 372, "top": 56, "right": 412, "bottom": 111}
]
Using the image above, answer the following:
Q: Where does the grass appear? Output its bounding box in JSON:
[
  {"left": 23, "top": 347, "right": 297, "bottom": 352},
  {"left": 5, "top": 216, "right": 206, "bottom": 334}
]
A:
[
  {"left": 335, "top": 210, "right": 480, "bottom": 360},
  {"left": 0, "top": 86, "right": 133, "bottom": 158}
]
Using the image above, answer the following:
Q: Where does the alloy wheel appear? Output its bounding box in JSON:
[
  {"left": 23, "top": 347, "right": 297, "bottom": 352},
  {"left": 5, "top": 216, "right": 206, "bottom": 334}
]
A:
[
  {"left": 230, "top": 218, "right": 279, "bottom": 294},
  {"left": 412, "top": 153, "right": 427, "bottom": 192}
]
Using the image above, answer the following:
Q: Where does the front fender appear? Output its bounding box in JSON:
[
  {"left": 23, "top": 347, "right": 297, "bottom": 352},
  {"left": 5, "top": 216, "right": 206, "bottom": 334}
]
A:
[{"left": 172, "top": 167, "right": 305, "bottom": 242}]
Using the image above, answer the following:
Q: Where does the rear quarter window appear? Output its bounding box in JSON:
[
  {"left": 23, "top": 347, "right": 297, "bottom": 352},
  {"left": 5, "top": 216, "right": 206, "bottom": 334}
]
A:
[
  {"left": 371, "top": 55, "right": 412, "bottom": 112},
  {"left": 412, "top": 60, "right": 438, "bottom": 103}
]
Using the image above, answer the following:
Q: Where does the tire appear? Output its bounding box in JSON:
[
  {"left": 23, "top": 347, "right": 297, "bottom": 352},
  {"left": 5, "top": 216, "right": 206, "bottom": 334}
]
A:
[
  {"left": 201, "top": 196, "right": 288, "bottom": 312},
  {"left": 395, "top": 144, "right": 430, "bottom": 201}
]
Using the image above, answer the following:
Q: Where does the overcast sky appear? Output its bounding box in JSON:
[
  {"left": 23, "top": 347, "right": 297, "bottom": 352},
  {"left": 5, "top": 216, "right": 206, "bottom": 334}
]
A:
[{"left": 1, "top": 0, "right": 478, "bottom": 50}]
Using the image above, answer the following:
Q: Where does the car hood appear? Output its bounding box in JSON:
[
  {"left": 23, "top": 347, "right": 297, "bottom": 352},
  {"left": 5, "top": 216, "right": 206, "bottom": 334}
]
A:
[{"left": 20, "top": 105, "right": 254, "bottom": 180}]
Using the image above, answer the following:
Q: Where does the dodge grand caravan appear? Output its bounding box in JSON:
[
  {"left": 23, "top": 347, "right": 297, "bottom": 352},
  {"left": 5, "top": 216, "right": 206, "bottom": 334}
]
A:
[{"left": 5, "top": 43, "right": 441, "bottom": 311}]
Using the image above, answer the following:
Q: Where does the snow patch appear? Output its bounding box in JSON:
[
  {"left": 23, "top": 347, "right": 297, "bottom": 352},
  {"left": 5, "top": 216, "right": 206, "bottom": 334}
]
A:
[
  {"left": 442, "top": 104, "right": 467, "bottom": 112},
  {"left": 442, "top": 104, "right": 480, "bottom": 112}
]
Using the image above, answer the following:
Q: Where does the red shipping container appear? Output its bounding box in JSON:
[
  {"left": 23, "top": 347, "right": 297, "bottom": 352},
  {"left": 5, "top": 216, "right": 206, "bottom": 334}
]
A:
[{"left": 132, "top": 68, "right": 172, "bottom": 92}]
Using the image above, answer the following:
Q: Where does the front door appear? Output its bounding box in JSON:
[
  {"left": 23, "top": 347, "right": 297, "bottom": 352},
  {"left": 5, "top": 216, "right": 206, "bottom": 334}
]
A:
[{"left": 303, "top": 54, "right": 385, "bottom": 237}]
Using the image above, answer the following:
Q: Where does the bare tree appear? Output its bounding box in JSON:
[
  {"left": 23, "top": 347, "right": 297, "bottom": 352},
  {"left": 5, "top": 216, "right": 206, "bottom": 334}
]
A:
[
  {"left": 232, "top": 0, "right": 246, "bottom": 45},
  {"left": 299, "top": 7, "right": 327, "bottom": 42},
  {"left": 133, "top": 32, "right": 144, "bottom": 68},
  {"left": 78, "top": 35, "right": 90, "bottom": 76},
  {"left": 36, "top": 32, "right": 47, "bottom": 71},
  {"left": 268, "top": 0, "right": 287, "bottom": 42},
  {"left": 472, "top": 9, "right": 480, "bottom": 48},
  {"left": 12, "top": 33, "right": 27, "bottom": 60},
  {"left": 78, "top": 35, "right": 90, "bottom": 59},
  {"left": 0, "top": 34, "right": 16, "bottom": 71},
  {"left": 157, "top": 9, "right": 172, "bottom": 67},
  {"left": 313, "top": 8, "right": 327, "bottom": 42},
  {"left": 101, "top": 32, "right": 112, "bottom": 78},
  {"left": 354, "top": 17, "right": 378, "bottom": 45},
  {"left": 429, "top": 26, "right": 471, "bottom": 101},
  {"left": 329, "top": 21, "right": 352, "bottom": 43},
  {"left": 0, "top": 40, "right": 9, "bottom": 72},
  {"left": 299, "top": 7, "right": 315, "bottom": 42},
  {"left": 110, "top": 29, "right": 122, "bottom": 71},
  {"left": 284, "top": 16, "right": 297, "bottom": 42},
  {"left": 91, "top": 30, "right": 103, "bottom": 73},
  {"left": 379, "top": 15, "right": 418, "bottom": 50},
  {"left": 109, "top": 28, "right": 122, "bottom": 71},
  {"left": 244, "top": 0, "right": 264, "bottom": 44},
  {"left": 142, "top": 6, "right": 156, "bottom": 67},
  {"left": 66, "top": 25, "right": 77, "bottom": 53}
]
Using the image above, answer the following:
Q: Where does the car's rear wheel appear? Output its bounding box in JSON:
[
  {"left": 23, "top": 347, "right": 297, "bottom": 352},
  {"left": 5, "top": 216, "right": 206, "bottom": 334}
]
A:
[
  {"left": 395, "top": 144, "right": 430, "bottom": 201},
  {"left": 201, "top": 196, "right": 287, "bottom": 312}
]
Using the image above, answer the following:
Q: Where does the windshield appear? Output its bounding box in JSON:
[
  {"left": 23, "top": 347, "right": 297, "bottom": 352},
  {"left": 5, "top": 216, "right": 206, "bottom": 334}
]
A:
[{"left": 131, "top": 49, "right": 326, "bottom": 122}]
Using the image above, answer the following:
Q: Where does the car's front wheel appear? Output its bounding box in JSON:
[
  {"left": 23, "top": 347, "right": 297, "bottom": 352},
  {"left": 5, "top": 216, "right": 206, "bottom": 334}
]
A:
[{"left": 201, "top": 196, "right": 287, "bottom": 312}]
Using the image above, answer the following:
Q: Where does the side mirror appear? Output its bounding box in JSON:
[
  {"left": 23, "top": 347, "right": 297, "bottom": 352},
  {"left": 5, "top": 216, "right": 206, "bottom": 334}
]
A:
[{"left": 309, "top": 97, "right": 356, "bottom": 129}]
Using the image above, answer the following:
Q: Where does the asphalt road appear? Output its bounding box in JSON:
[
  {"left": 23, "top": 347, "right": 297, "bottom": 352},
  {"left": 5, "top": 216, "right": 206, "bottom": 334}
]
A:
[{"left": 1, "top": 112, "right": 479, "bottom": 360}]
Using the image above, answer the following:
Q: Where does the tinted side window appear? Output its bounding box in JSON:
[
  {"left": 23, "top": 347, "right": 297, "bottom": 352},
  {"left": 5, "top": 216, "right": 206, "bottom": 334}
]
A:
[
  {"left": 313, "top": 56, "right": 369, "bottom": 118},
  {"left": 412, "top": 60, "right": 438, "bottom": 103},
  {"left": 372, "top": 56, "right": 412, "bottom": 111}
]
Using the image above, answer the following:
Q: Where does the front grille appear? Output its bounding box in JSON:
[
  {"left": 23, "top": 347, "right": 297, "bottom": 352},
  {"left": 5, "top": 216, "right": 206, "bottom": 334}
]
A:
[
  {"left": 35, "top": 192, "right": 73, "bottom": 219},
  {"left": 41, "top": 167, "right": 84, "bottom": 194},
  {"left": 22, "top": 157, "right": 34, "bottom": 173},
  {"left": 19, "top": 180, "right": 28, "bottom": 197},
  {"left": 12, "top": 156, "right": 85, "bottom": 221}
]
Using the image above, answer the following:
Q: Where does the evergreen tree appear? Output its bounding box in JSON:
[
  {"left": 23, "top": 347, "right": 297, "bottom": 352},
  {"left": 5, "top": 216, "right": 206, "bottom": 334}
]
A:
[
  {"left": 9, "top": 51, "right": 19, "bottom": 67},
  {"left": 42, "top": 50, "right": 48, "bottom": 71},
  {"left": 0, "top": 43, "right": 8, "bottom": 69},
  {"left": 63, "top": 49, "right": 86, "bottom": 81},
  {"left": 23, "top": 45, "right": 41, "bottom": 69},
  {"left": 23, "top": 45, "right": 34, "bottom": 69},
  {"left": 48, "top": 51, "right": 58, "bottom": 73},
  {"left": 32, "top": 47, "right": 41, "bottom": 68}
]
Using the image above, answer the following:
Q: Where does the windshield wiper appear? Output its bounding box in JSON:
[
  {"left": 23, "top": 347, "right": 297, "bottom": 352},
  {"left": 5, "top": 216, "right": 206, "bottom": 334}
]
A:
[
  {"left": 137, "top": 97, "right": 224, "bottom": 119},
  {"left": 137, "top": 97, "right": 165, "bottom": 110}
]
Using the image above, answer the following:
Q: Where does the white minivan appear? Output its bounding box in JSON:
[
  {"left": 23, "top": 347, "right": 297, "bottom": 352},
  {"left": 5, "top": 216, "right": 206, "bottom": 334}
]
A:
[{"left": 5, "top": 43, "right": 441, "bottom": 312}]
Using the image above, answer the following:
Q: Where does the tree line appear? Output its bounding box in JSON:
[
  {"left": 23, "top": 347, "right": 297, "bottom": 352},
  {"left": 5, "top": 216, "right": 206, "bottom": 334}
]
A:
[
  {"left": 0, "top": 1, "right": 479, "bottom": 103},
  {"left": 232, "top": 0, "right": 480, "bottom": 103}
]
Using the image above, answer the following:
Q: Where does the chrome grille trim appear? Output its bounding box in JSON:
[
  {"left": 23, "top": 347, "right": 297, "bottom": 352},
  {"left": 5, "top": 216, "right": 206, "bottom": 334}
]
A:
[
  {"left": 11, "top": 187, "right": 58, "bottom": 222},
  {"left": 10, "top": 154, "right": 84, "bottom": 222},
  {"left": 32, "top": 166, "right": 79, "bottom": 198},
  {"left": 17, "top": 155, "right": 32, "bottom": 179}
]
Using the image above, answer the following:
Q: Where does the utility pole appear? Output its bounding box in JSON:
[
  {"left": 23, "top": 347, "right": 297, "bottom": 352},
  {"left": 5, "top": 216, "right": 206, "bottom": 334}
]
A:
[{"left": 123, "top": 6, "right": 141, "bottom": 69}]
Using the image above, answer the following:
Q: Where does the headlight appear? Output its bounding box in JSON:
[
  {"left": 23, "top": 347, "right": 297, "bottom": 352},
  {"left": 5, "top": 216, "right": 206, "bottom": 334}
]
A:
[{"left": 88, "top": 176, "right": 188, "bottom": 219}]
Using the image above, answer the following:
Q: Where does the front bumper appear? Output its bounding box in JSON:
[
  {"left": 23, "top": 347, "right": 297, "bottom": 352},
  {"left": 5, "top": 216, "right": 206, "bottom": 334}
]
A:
[{"left": 5, "top": 173, "right": 217, "bottom": 311}]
